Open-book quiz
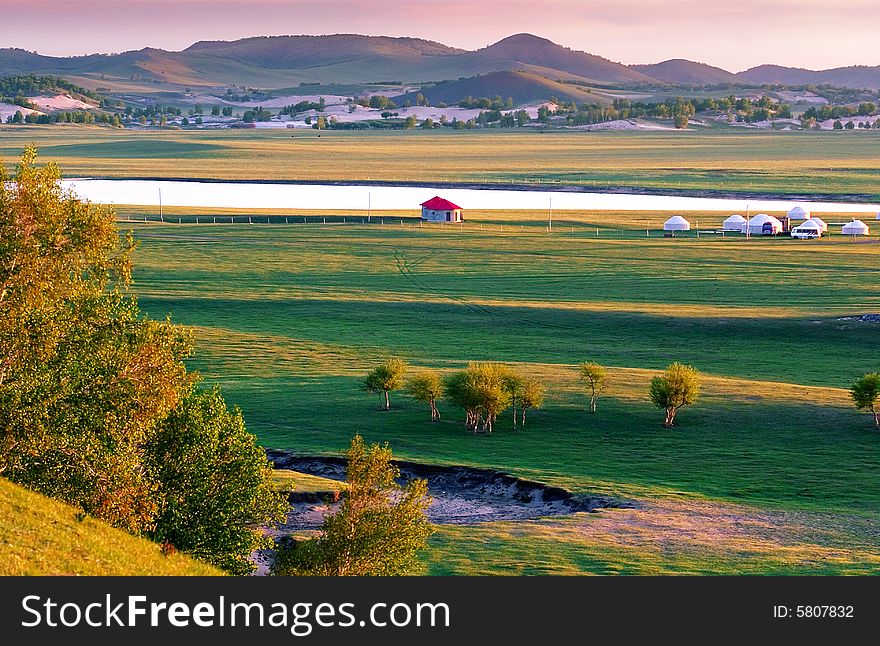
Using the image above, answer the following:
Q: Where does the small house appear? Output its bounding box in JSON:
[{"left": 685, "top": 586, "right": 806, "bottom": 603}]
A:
[
  {"left": 744, "top": 213, "right": 783, "bottom": 236},
  {"left": 805, "top": 216, "right": 828, "bottom": 232},
  {"left": 663, "top": 215, "right": 691, "bottom": 231},
  {"left": 842, "top": 220, "right": 869, "bottom": 236},
  {"left": 420, "top": 196, "right": 463, "bottom": 222},
  {"left": 787, "top": 206, "right": 810, "bottom": 220},
  {"left": 723, "top": 214, "right": 746, "bottom": 231}
]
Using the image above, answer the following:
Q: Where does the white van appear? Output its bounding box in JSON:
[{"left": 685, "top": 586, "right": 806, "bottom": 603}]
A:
[{"left": 790, "top": 225, "right": 822, "bottom": 239}]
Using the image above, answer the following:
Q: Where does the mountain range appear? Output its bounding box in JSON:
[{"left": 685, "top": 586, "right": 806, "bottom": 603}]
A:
[{"left": 2, "top": 33, "right": 879, "bottom": 91}]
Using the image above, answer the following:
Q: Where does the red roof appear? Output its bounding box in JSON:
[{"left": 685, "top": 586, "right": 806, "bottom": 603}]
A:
[{"left": 420, "top": 196, "right": 462, "bottom": 211}]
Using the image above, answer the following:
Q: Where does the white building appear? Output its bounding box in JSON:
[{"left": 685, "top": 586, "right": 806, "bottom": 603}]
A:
[
  {"left": 723, "top": 214, "right": 746, "bottom": 231},
  {"left": 787, "top": 206, "right": 810, "bottom": 220},
  {"left": 663, "top": 215, "right": 691, "bottom": 231},
  {"left": 842, "top": 220, "right": 870, "bottom": 236},
  {"left": 420, "top": 196, "right": 463, "bottom": 222},
  {"left": 744, "top": 213, "right": 783, "bottom": 235},
  {"left": 805, "top": 216, "right": 828, "bottom": 232}
]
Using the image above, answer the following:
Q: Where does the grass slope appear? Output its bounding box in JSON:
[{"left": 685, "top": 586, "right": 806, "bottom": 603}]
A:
[
  {"left": 123, "top": 219, "right": 880, "bottom": 574},
  {"left": 404, "top": 71, "right": 613, "bottom": 106},
  {"left": 2, "top": 127, "right": 880, "bottom": 198},
  {"left": 0, "top": 478, "right": 223, "bottom": 576}
]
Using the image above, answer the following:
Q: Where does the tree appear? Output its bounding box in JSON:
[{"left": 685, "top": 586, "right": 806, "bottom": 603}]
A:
[
  {"left": 501, "top": 368, "right": 525, "bottom": 429},
  {"left": 273, "top": 436, "right": 432, "bottom": 576},
  {"left": 0, "top": 148, "right": 284, "bottom": 567},
  {"left": 363, "top": 358, "right": 408, "bottom": 410},
  {"left": 444, "top": 363, "right": 512, "bottom": 433},
  {"left": 519, "top": 377, "right": 545, "bottom": 427},
  {"left": 0, "top": 148, "right": 192, "bottom": 531},
  {"left": 314, "top": 116, "right": 326, "bottom": 130},
  {"left": 145, "top": 388, "right": 287, "bottom": 574},
  {"left": 674, "top": 114, "right": 689, "bottom": 129},
  {"left": 649, "top": 363, "right": 700, "bottom": 427},
  {"left": 850, "top": 373, "right": 880, "bottom": 429},
  {"left": 403, "top": 115, "right": 418, "bottom": 129},
  {"left": 579, "top": 362, "right": 607, "bottom": 413},
  {"left": 211, "top": 106, "right": 220, "bottom": 116},
  {"left": 406, "top": 371, "right": 444, "bottom": 421}
]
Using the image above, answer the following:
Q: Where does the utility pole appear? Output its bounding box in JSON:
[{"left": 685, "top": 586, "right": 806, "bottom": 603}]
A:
[
  {"left": 159, "top": 187, "right": 163, "bottom": 222},
  {"left": 548, "top": 197, "right": 552, "bottom": 233},
  {"left": 368, "top": 191, "right": 371, "bottom": 222},
  {"left": 745, "top": 203, "right": 750, "bottom": 240}
]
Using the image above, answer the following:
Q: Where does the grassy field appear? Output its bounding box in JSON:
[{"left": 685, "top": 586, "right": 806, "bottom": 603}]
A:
[
  {"left": 3, "top": 125, "right": 880, "bottom": 198},
  {"left": 0, "top": 478, "right": 223, "bottom": 576},
  {"left": 122, "top": 216, "right": 880, "bottom": 575}
]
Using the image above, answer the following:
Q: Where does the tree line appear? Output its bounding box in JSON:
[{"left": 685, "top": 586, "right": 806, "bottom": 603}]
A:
[
  {"left": 363, "top": 359, "right": 705, "bottom": 429},
  {"left": 364, "top": 358, "right": 880, "bottom": 431}
]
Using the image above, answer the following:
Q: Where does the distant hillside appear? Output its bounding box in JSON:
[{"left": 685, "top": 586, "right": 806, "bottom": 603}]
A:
[
  {"left": 0, "top": 33, "right": 650, "bottom": 89},
  {"left": 631, "top": 59, "right": 740, "bottom": 85},
  {"left": 405, "top": 71, "right": 614, "bottom": 106},
  {"left": 0, "top": 478, "right": 222, "bottom": 576},
  {"left": 737, "top": 64, "right": 880, "bottom": 89},
  {"left": 463, "top": 34, "right": 653, "bottom": 84},
  {"left": 3, "top": 33, "right": 879, "bottom": 92}
]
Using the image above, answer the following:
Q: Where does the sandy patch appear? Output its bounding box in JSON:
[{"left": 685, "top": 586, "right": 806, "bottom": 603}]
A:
[
  {"left": 30, "top": 94, "right": 94, "bottom": 111},
  {"left": 775, "top": 90, "right": 829, "bottom": 105},
  {"left": 0, "top": 102, "right": 43, "bottom": 120},
  {"left": 570, "top": 119, "right": 677, "bottom": 131}
]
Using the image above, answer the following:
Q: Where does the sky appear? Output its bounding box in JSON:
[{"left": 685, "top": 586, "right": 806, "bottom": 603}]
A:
[{"left": 1, "top": 0, "right": 878, "bottom": 72}]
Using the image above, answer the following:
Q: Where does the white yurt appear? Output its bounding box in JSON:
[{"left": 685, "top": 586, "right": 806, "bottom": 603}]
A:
[
  {"left": 787, "top": 206, "right": 810, "bottom": 220},
  {"left": 723, "top": 214, "right": 746, "bottom": 231},
  {"left": 842, "top": 220, "right": 870, "bottom": 236},
  {"left": 744, "top": 213, "right": 783, "bottom": 235},
  {"left": 791, "top": 220, "right": 823, "bottom": 238},
  {"left": 663, "top": 215, "right": 691, "bottom": 231},
  {"left": 805, "top": 216, "right": 828, "bottom": 232}
]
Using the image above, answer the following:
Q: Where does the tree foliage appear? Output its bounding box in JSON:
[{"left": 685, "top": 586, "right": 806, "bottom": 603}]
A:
[
  {"left": 363, "top": 358, "right": 408, "bottom": 410},
  {"left": 649, "top": 362, "right": 700, "bottom": 427},
  {"left": 145, "top": 388, "right": 288, "bottom": 575},
  {"left": 0, "top": 147, "right": 284, "bottom": 571},
  {"left": 0, "top": 147, "right": 192, "bottom": 531},
  {"left": 444, "top": 363, "right": 513, "bottom": 433},
  {"left": 519, "top": 376, "right": 545, "bottom": 426},
  {"left": 406, "top": 371, "right": 444, "bottom": 421},
  {"left": 273, "top": 436, "right": 432, "bottom": 576},
  {"left": 579, "top": 362, "right": 607, "bottom": 413},
  {"left": 850, "top": 373, "right": 880, "bottom": 430}
]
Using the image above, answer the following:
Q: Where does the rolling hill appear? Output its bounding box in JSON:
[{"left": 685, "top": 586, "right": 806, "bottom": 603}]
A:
[
  {"left": 3, "top": 33, "right": 879, "bottom": 97},
  {"left": 737, "top": 64, "right": 880, "bottom": 89},
  {"left": 0, "top": 477, "right": 223, "bottom": 576},
  {"left": 630, "top": 59, "right": 740, "bottom": 85},
  {"left": 0, "top": 33, "right": 654, "bottom": 89},
  {"left": 402, "top": 70, "right": 614, "bottom": 106}
]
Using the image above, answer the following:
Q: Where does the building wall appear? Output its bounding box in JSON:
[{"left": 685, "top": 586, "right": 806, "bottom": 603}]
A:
[{"left": 421, "top": 208, "right": 463, "bottom": 222}]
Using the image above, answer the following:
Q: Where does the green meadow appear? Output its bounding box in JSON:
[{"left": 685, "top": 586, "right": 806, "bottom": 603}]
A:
[
  {"left": 2, "top": 125, "right": 880, "bottom": 197},
  {"left": 124, "top": 217, "right": 880, "bottom": 574}
]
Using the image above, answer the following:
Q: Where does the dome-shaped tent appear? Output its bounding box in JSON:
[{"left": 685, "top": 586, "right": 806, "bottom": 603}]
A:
[
  {"left": 804, "top": 216, "right": 828, "bottom": 232},
  {"left": 663, "top": 215, "right": 691, "bottom": 231},
  {"left": 745, "top": 213, "right": 783, "bottom": 235},
  {"left": 787, "top": 206, "right": 810, "bottom": 220},
  {"left": 842, "top": 220, "right": 869, "bottom": 235},
  {"left": 723, "top": 214, "right": 746, "bottom": 231}
]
